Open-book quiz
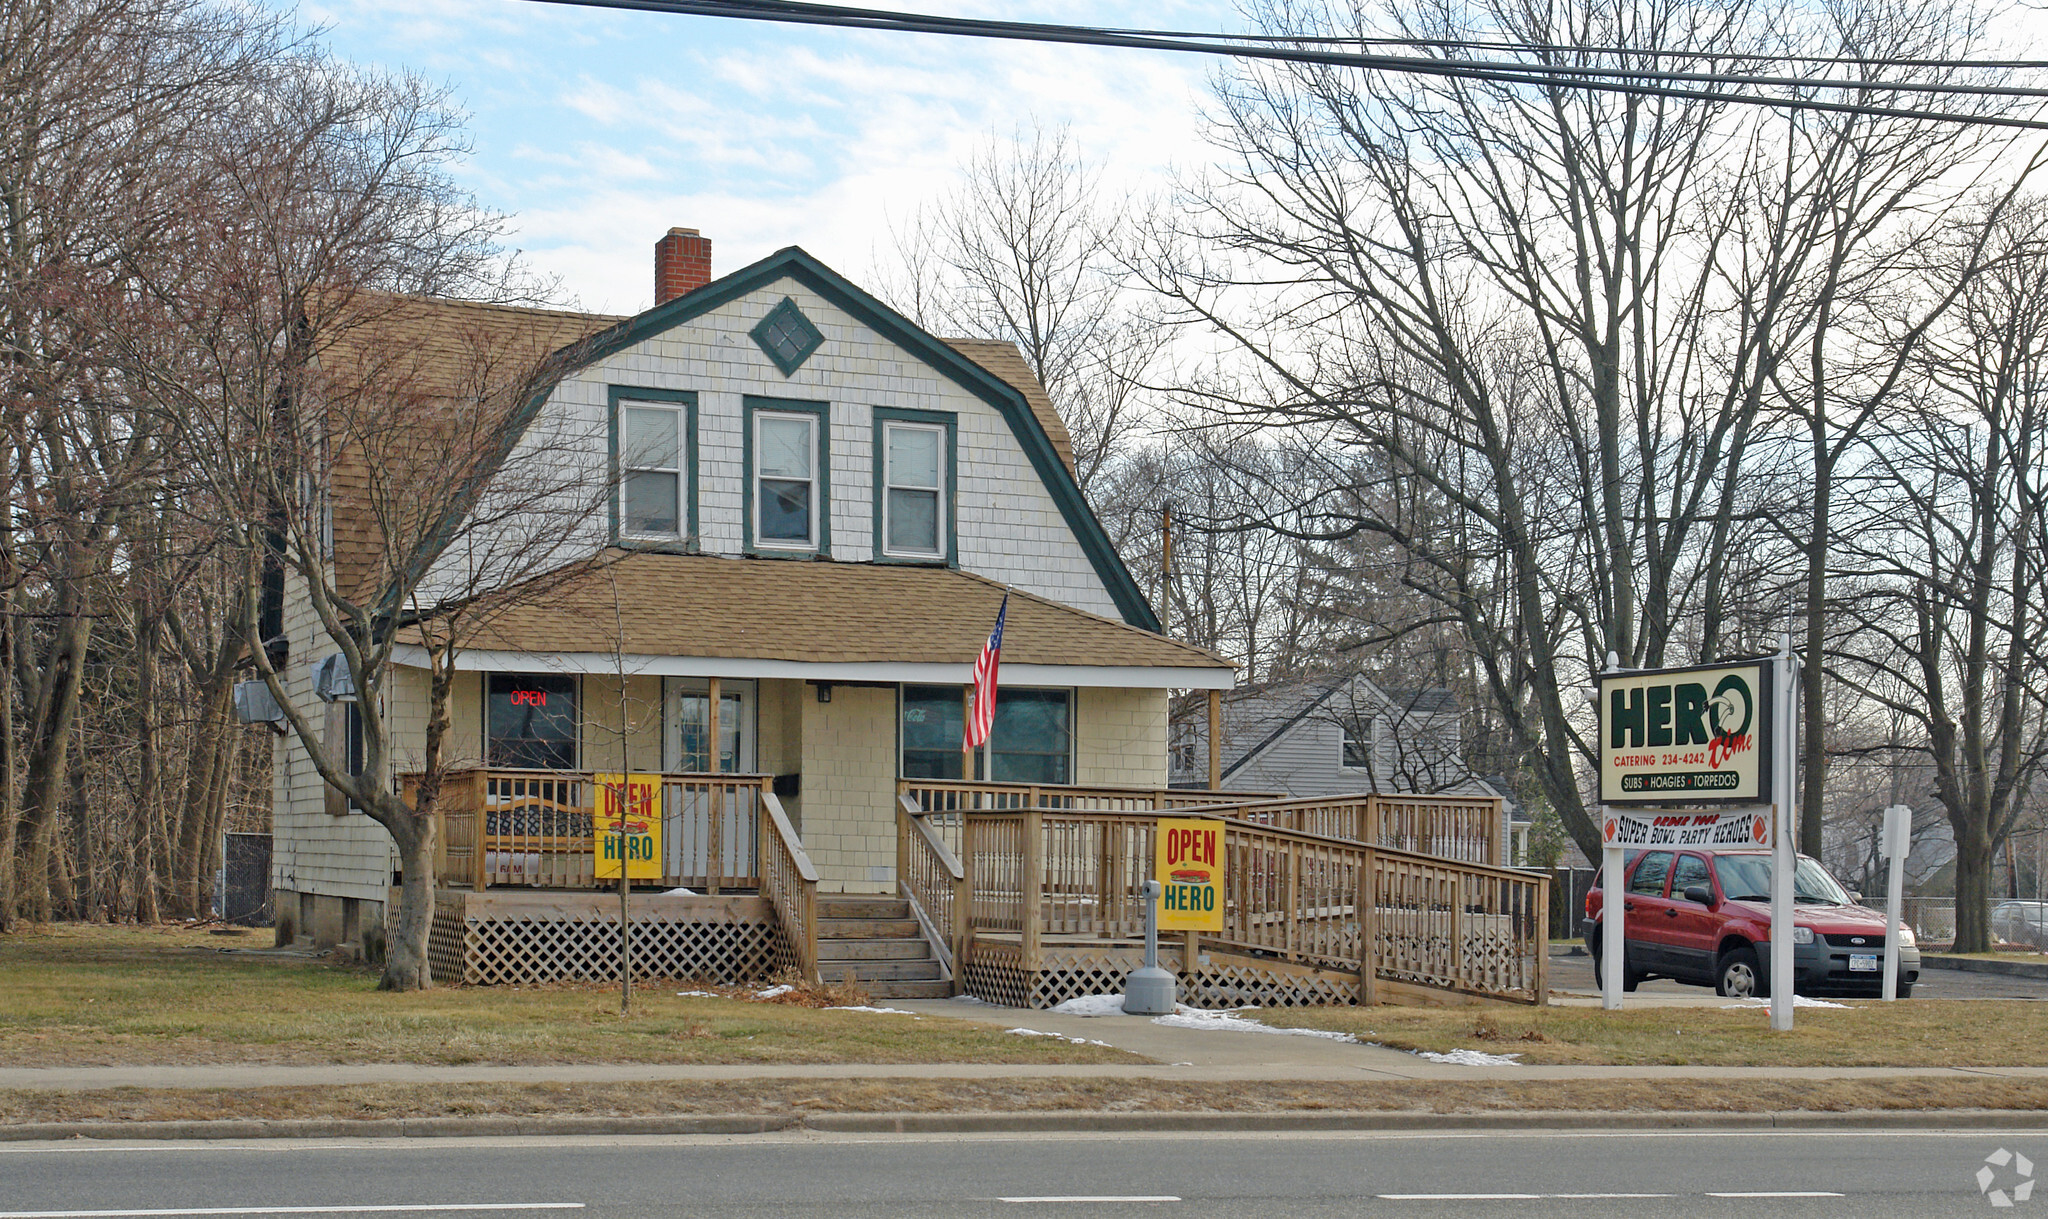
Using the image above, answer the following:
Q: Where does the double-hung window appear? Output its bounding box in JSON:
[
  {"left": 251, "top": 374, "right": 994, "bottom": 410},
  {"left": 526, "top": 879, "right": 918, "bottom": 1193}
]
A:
[
  {"left": 882, "top": 422, "right": 944, "bottom": 558},
  {"left": 621, "top": 403, "right": 685, "bottom": 539},
  {"left": 611, "top": 387, "right": 695, "bottom": 545},
  {"left": 1340, "top": 719, "right": 1375, "bottom": 770},
  {"left": 753, "top": 408, "right": 820, "bottom": 550}
]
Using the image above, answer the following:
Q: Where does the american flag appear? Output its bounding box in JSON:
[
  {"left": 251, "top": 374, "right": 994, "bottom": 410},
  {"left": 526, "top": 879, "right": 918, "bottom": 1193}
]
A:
[{"left": 963, "top": 591, "right": 1009, "bottom": 751}]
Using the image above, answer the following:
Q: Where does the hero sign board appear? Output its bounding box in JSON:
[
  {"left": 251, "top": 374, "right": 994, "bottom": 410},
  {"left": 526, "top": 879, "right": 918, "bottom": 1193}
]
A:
[
  {"left": 1154, "top": 817, "right": 1224, "bottom": 933},
  {"left": 1599, "top": 661, "right": 1773, "bottom": 806}
]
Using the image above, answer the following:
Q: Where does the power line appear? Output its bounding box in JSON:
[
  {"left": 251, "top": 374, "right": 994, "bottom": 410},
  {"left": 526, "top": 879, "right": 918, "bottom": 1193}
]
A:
[{"left": 522, "top": 0, "right": 2048, "bottom": 131}]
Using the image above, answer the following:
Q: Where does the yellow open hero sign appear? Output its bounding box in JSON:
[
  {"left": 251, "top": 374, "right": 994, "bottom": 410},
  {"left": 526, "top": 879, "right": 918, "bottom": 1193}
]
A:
[
  {"left": 1155, "top": 817, "right": 1224, "bottom": 932},
  {"left": 594, "top": 773, "right": 662, "bottom": 880}
]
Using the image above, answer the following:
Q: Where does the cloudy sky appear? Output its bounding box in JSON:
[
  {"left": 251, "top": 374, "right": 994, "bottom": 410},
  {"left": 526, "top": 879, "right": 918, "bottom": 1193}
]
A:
[{"left": 299, "top": 0, "right": 1243, "bottom": 314}]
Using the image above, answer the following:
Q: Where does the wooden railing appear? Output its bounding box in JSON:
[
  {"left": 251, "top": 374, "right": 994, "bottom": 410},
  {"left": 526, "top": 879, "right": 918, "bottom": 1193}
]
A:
[
  {"left": 408, "top": 768, "right": 769, "bottom": 893},
  {"left": 1184, "top": 792, "right": 1503, "bottom": 865},
  {"left": 898, "top": 805, "right": 1548, "bottom": 1004},
  {"left": 900, "top": 779, "right": 1267, "bottom": 814},
  {"left": 759, "top": 791, "right": 820, "bottom": 985},
  {"left": 897, "top": 794, "right": 966, "bottom": 983}
]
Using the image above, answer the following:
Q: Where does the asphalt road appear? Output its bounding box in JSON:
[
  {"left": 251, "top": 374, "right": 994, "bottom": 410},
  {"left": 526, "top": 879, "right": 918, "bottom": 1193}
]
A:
[
  {"left": 3, "top": 1129, "right": 2044, "bottom": 1219},
  {"left": 1546, "top": 947, "right": 2048, "bottom": 999}
]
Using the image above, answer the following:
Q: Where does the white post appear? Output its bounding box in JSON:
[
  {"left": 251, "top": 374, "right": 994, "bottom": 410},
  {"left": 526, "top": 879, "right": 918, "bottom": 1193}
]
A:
[
  {"left": 1882, "top": 803, "right": 1911, "bottom": 1002},
  {"left": 1770, "top": 640, "right": 1798, "bottom": 1031},
  {"left": 1602, "top": 831, "right": 1625, "bottom": 1011}
]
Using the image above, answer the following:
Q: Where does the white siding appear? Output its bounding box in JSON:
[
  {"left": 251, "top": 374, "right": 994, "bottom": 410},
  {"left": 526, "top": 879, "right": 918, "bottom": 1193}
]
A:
[{"left": 497, "top": 280, "right": 1121, "bottom": 618}]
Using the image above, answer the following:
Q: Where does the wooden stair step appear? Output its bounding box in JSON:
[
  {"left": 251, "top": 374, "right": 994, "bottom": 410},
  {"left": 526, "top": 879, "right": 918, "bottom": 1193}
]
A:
[
  {"left": 863, "top": 979, "right": 953, "bottom": 1000},
  {"left": 817, "top": 959, "right": 944, "bottom": 983},
  {"left": 815, "top": 939, "right": 930, "bottom": 961},
  {"left": 815, "top": 898, "right": 911, "bottom": 919},
  {"left": 816, "top": 918, "right": 921, "bottom": 938}
]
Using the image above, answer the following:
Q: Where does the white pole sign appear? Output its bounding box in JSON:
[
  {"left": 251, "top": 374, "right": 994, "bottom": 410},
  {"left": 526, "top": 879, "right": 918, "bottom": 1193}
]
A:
[
  {"left": 1596, "top": 654, "right": 1788, "bottom": 1019},
  {"left": 1769, "top": 644, "right": 1797, "bottom": 1031},
  {"left": 1882, "top": 803, "right": 1911, "bottom": 1002}
]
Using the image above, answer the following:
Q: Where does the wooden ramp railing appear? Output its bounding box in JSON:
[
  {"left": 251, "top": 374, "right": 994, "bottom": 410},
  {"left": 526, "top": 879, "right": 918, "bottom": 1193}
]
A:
[
  {"left": 409, "top": 768, "right": 769, "bottom": 893},
  {"left": 1184, "top": 792, "right": 1504, "bottom": 866},
  {"left": 896, "top": 802, "right": 1547, "bottom": 1005}
]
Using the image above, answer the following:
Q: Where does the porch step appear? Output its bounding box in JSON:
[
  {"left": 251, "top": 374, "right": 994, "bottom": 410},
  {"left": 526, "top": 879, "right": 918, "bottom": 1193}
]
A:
[
  {"left": 812, "top": 938, "right": 930, "bottom": 960},
  {"left": 817, "top": 958, "right": 944, "bottom": 983},
  {"left": 815, "top": 898, "right": 911, "bottom": 920},
  {"left": 864, "top": 979, "right": 953, "bottom": 1000},
  {"left": 816, "top": 918, "right": 921, "bottom": 938}
]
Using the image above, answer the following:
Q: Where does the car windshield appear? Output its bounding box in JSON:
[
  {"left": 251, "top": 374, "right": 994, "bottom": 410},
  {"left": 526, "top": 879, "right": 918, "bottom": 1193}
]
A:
[{"left": 1712, "top": 855, "right": 1852, "bottom": 905}]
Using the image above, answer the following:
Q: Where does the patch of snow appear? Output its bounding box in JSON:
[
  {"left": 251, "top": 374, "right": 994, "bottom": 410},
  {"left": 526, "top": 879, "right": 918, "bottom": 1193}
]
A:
[
  {"left": 662, "top": 887, "right": 698, "bottom": 896},
  {"left": 1149, "top": 1006, "right": 1357, "bottom": 1041},
  {"left": 752, "top": 984, "right": 795, "bottom": 999},
  {"left": 1005, "top": 1027, "right": 1116, "bottom": 1047},
  {"left": 1050, "top": 993, "right": 1127, "bottom": 1016},
  {"left": 1414, "top": 1048, "right": 1523, "bottom": 1067},
  {"left": 947, "top": 994, "right": 988, "bottom": 1004},
  {"left": 675, "top": 990, "right": 718, "bottom": 998},
  {"left": 1722, "top": 995, "right": 1850, "bottom": 1009},
  {"left": 825, "top": 1005, "right": 919, "bottom": 1015}
]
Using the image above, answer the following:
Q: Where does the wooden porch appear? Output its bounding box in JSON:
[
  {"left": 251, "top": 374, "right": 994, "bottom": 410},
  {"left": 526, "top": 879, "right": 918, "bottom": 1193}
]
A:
[{"left": 404, "top": 769, "right": 1543, "bottom": 1007}]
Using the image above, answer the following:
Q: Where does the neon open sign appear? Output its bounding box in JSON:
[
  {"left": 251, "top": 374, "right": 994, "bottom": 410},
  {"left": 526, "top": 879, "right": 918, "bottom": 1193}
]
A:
[{"left": 508, "top": 690, "right": 548, "bottom": 707}]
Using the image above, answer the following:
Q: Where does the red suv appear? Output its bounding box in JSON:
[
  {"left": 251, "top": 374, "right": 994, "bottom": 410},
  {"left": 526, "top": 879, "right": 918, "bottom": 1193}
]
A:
[{"left": 1583, "top": 848, "right": 1919, "bottom": 999}]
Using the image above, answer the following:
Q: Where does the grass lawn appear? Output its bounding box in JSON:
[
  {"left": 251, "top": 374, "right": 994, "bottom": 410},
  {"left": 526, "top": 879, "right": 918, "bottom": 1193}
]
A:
[
  {"left": 1259, "top": 1000, "right": 2048, "bottom": 1067},
  {"left": 8, "top": 1076, "right": 2048, "bottom": 1126},
  {"left": 0, "top": 924, "right": 1136, "bottom": 1068}
]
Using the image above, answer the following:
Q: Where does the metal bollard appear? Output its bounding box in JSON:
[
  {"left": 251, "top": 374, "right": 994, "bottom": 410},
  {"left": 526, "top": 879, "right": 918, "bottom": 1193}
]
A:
[{"left": 1123, "top": 878, "right": 1177, "bottom": 1015}]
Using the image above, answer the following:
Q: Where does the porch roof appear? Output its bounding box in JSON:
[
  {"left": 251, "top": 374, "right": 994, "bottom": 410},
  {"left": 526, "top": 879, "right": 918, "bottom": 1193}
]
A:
[{"left": 402, "top": 552, "right": 1235, "bottom": 689}]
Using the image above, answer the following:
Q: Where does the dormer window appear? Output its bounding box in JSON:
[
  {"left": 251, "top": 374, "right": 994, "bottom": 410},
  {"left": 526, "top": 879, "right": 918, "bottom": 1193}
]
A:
[
  {"left": 609, "top": 387, "right": 697, "bottom": 547},
  {"left": 873, "top": 407, "right": 955, "bottom": 563},
  {"left": 621, "top": 404, "right": 684, "bottom": 538},
  {"left": 883, "top": 422, "right": 943, "bottom": 557},
  {"left": 746, "top": 397, "right": 830, "bottom": 555}
]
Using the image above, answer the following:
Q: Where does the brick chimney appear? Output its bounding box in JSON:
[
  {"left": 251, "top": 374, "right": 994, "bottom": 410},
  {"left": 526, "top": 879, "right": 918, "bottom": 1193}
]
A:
[{"left": 655, "top": 227, "right": 712, "bottom": 306}]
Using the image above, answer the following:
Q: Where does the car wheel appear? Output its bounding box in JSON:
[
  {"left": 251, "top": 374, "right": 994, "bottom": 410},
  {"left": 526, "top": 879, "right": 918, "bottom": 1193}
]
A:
[
  {"left": 1592, "top": 943, "right": 1642, "bottom": 992},
  {"left": 1716, "top": 945, "right": 1767, "bottom": 999},
  {"left": 1897, "top": 982, "right": 1913, "bottom": 999}
]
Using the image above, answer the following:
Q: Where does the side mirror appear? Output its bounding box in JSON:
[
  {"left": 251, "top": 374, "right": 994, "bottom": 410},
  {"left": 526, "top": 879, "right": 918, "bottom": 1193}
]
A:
[
  {"left": 1849, "top": 890, "right": 1864, "bottom": 905},
  {"left": 1684, "top": 884, "right": 1713, "bottom": 906}
]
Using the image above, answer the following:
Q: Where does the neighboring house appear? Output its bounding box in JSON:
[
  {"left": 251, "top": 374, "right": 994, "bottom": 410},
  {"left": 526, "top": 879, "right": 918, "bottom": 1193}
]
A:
[
  {"left": 268, "top": 227, "right": 1235, "bottom": 951},
  {"left": 1170, "top": 673, "right": 1476, "bottom": 796}
]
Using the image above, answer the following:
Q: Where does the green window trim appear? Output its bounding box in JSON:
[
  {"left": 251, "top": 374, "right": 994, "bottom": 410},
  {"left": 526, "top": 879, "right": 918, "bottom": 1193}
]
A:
[
  {"left": 742, "top": 395, "right": 832, "bottom": 558},
  {"left": 871, "top": 406, "right": 957, "bottom": 566},
  {"left": 749, "top": 296, "right": 826, "bottom": 376},
  {"left": 607, "top": 386, "right": 699, "bottom": 550}
]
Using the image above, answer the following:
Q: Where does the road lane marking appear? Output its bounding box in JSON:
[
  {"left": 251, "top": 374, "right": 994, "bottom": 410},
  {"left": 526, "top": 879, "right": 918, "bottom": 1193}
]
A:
[
  {"left": 0, "top": 1206, "right": 585, "bottom": 1218},
  {"left": 1378, "top": 1195, "right": 1672, "bottom": 1201},
  {"left": 1706, "top": 1193, "right": 1845, "bottom": 1198},
  {"left": 997, "top": 1197, "right": 1180, "bottom": 1204}
]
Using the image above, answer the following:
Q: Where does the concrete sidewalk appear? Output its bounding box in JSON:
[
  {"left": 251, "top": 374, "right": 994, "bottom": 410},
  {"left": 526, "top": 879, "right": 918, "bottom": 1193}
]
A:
[{"left": 3, "top": 990, "right": 2044, "bottom": 1092}]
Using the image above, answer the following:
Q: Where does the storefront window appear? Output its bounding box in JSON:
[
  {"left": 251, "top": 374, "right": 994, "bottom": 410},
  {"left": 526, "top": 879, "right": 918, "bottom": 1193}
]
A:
[
  {"left": 899, "top": 685, "right": 1070, "bottom": 784},
  {"left": 486, "top": 673, "right": 578, "bottom": 770}
]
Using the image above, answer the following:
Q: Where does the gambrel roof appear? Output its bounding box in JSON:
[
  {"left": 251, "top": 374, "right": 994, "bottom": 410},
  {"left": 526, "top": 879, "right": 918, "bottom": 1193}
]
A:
[{"left": 313, "top": 248, "right": 1140, "bottom": 624}]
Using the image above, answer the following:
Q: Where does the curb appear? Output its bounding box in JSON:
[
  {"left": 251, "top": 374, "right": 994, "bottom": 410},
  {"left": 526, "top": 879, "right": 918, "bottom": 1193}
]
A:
[
  {"left": 6, "top": 1108, "right": 2048, "bottom": 1143},
  {"left": 1923, "top": 954, "right": 2048, "bottom": 979}
]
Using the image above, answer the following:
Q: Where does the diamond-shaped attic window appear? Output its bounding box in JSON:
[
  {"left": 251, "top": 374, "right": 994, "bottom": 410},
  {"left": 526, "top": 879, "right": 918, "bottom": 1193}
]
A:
[{"left": 750, "top": 297, "right": 824, "bottom": 376}]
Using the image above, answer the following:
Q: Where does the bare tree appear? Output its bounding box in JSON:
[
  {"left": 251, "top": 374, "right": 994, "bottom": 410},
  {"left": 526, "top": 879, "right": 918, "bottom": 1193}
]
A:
[
  {"left": 1834, "top": 198, "right": 2048, "bottom": 950},
  {"left": 1140, "top": 0, "right": 2037, "bottom": 861},
  {"left": 883, "top": 124, "right": 1161, "bottom": 490},
  {"left": 122, "top": 50, "right": 611, "bottom": 987}
]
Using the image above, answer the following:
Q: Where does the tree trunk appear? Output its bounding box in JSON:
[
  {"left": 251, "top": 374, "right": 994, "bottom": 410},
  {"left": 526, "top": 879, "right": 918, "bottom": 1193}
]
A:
[
  {"left": 380, "top": 810, "right": 437, "bottom": 991},
  {"left": 17, "top": 611, "right": 92, "bottom": 923},
  {"left": 172, "top": 678, "right": 236, "bottom": 918},
  {"left": 1954, "top": 822, "right": 1996, "bottom": 953}
]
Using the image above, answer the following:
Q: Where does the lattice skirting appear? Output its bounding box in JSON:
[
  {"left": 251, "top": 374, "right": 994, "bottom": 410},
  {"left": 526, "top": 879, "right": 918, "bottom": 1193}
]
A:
[
  {"left": 960, "top": 939, "right": 1361, "bottom": 1009},
  {"left": 423, "top": 890, "right": 787, "bottom": 986}
]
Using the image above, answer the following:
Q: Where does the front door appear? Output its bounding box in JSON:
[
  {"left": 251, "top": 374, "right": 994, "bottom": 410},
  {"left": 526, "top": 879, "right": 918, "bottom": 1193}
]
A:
[
  {"left": 663, "top": 679, "right": 756, "bottom": 888},
  {"left": 664, "top": 678, "right": 754, "bottom": 774}
]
